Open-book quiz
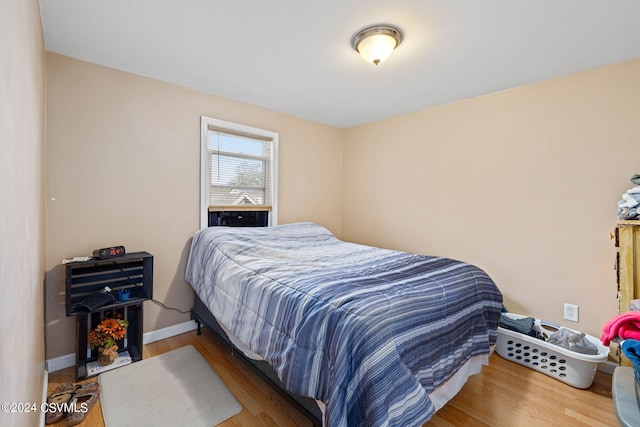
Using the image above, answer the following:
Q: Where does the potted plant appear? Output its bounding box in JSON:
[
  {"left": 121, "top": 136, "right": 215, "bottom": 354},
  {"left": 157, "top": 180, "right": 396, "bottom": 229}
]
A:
[{"left": 88, "top": 317, "right": 128, "bottom": 365}]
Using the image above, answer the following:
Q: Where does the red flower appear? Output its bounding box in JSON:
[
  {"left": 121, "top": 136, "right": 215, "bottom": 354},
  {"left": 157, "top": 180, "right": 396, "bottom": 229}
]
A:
[{"left": 89, "top": 318, "right": 128, "bottom": 349}]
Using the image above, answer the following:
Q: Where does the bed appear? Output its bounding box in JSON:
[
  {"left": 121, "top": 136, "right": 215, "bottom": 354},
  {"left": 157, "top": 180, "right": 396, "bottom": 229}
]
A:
[{"left": 185, "top": 222, "right": 502, "bottom": 427}]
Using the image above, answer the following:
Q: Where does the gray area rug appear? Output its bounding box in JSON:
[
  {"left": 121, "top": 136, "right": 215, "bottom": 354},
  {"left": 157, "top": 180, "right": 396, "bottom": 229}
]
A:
[{"left": 99, "top": 345, "right": 242, "bottom": 427}]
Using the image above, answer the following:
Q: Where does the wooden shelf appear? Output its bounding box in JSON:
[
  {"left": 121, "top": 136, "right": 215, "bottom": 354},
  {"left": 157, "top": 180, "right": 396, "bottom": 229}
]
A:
[
  {"left": 615, "top": 222, "right": 640, "bottom": 367},
  {"left": 65, "top": 252, "right": 153, "bottom": 316},
  {"left": 65, "top": 252, "right": 153, "bottom": 380},
  {"left": 74, "top": 303, "right": 145, "bottom": 380}
]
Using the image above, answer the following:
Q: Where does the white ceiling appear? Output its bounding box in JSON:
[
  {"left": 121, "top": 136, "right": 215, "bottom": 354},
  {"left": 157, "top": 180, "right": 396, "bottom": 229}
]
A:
[{"left": 39, "top": 0, "right": 640, "bottom": 128}]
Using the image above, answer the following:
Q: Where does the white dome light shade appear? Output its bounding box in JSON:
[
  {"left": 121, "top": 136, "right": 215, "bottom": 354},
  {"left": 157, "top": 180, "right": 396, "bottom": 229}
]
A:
[
  {"left": 357, "top": 34, "right": 397, "bottom": 64},
  {"left": 352, "top": 25, "right": 403, "bottom": 65}
]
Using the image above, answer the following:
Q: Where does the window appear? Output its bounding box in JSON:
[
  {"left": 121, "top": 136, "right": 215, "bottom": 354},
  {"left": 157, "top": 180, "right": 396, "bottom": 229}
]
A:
[{"left": 200, "top": 117, "right": 278, "bottom": 228}]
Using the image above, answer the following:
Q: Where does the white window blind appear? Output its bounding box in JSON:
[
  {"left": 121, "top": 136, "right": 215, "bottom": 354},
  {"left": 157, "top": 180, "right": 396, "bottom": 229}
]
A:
[
  {"left": 201, "top": 117, "right": 277, "bottom": 217},
  {"left": 207, "top": 127, "right": 273, "bottom": 208}
]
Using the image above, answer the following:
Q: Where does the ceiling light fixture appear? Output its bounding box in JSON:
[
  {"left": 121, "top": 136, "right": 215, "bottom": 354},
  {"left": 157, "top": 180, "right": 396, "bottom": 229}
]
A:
[{"left": 351, "top": 25, "right": 403, "bottom": 65}]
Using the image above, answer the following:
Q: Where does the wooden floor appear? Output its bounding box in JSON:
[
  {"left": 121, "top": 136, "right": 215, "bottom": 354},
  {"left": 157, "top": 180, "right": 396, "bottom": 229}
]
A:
[{"left": 48, "top": 329, "right": 619, "bottom": 426}]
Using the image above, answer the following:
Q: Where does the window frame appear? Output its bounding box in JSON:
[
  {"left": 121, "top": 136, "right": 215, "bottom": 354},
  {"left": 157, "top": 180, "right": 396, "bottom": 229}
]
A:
[{"left": 200, "top": 116, "right": 278, "bottom": 229}]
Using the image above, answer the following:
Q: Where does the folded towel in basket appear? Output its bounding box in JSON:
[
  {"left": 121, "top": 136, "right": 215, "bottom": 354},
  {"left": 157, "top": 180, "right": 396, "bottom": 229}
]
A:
[
  {"left": 499, "top": 313, "right": 537, "bottom": 337},
  {"left": 622, "top": 339, "right": 640, "bottom": 364},
  {"left": 601, "top": 312, "right": 640, "bottom": 346},
  {"left": 548, "top": 328, "right": 599, "bottom": 355}
]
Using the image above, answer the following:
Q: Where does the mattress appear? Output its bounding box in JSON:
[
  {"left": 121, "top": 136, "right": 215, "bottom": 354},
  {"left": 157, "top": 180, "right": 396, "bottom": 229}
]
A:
[
  {"left": 212, "top": 303, "right": 490, "bottom": 422},
  {"left": 185, "top": 222, "right": 502, "bottom": 427}
]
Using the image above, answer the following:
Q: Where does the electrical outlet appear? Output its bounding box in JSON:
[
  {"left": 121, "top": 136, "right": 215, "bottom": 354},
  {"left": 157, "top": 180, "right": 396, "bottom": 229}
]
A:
[{"left": 564, "top": 303, "right": 579, "bottom": 322}]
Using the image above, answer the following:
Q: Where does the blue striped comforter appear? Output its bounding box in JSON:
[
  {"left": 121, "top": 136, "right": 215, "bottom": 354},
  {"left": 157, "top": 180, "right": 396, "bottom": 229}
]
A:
[{"left": 185, "top": 222, "right": 502, "bottom": 427}]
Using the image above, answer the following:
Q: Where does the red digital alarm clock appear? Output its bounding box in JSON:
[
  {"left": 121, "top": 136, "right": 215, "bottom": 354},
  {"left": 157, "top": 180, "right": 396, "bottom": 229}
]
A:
[{"left": 93, "top": 246, "right": 126, "bottom": 259}]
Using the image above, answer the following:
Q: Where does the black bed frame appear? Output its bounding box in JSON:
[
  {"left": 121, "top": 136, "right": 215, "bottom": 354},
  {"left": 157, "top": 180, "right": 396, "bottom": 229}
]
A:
[
  {"left": 191, "top": 210, "right": 323, "bottom": 425},
  {"left": 192, "top": 294, "right": 322, "bottom": 425}
]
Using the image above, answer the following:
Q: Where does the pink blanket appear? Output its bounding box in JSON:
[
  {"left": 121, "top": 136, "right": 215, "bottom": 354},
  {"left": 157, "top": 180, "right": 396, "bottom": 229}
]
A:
[{"left": 601, "top": 311, "right": 640, "bottom": 345}]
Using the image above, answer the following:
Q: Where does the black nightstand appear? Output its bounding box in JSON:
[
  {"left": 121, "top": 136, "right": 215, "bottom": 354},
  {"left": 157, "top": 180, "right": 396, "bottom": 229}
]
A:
[{"left": 65, "top": 252, "right": 153, "bottom": 380}]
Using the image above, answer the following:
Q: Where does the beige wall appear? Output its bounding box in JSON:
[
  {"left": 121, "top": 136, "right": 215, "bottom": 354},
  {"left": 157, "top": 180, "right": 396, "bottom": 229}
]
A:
[
  {"left": 44, "top": 49, "right": 640, "bottom": 356},
  {"left": 44, "top": 53, "right": 343, "bottom": 359},
  {"left": 0, "top": 0, "right": 46, "bottom": 426},
  {"left": 343, "top": 58, "right": 640, "bottom": 338}
]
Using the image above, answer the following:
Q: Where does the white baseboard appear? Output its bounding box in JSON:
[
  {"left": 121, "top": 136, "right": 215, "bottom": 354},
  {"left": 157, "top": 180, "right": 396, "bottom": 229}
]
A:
[
  {"left": 597, "top": 360, "right": 617, "bottom": 376},
  {"left": 143, "top": 320, "right": 198, "bottom": 345},
  {"left": 46, "top": 320, "right": 198, "bottom": 373},
  {"left": 40, "top": 370, "right": 48, "bottom": 427},
  {"left": 46, "top": 353, "right": 76, "bottom": 373}
]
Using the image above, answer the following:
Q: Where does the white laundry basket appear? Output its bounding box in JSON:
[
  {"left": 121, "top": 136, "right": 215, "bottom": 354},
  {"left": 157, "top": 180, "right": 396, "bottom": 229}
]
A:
[{"left": 496, "top": 313, "right": 609, "bottom": 389}]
